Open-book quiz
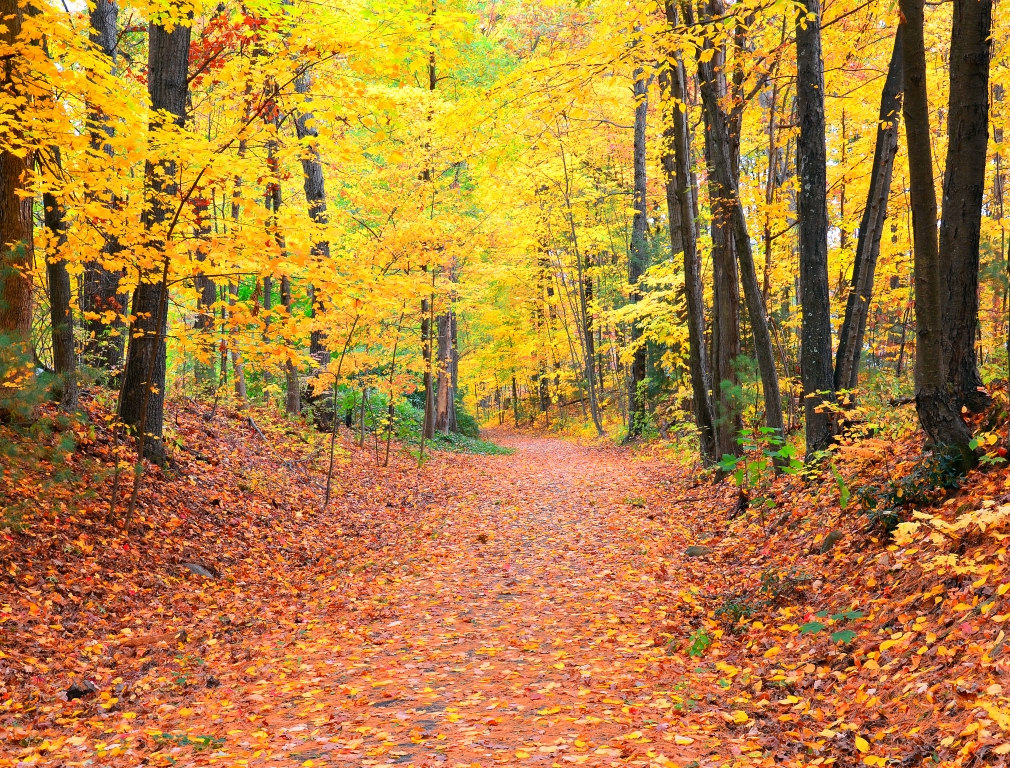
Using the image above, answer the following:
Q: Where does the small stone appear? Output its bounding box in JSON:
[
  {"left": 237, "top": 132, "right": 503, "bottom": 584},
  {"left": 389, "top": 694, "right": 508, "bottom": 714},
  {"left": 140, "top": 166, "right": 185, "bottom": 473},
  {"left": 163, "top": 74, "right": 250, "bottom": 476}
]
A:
[
  {"left": 685, "top": 545, "right": 712, "bottom": 557},
  {"left": 66, "top": 680, "right": 98, "bottom": 700},
  {"left": 180, "top": 562, "right": 216, "bottom": 578},
  {"left": 819, "top": 531, "right": 843, "bottom": 554}
]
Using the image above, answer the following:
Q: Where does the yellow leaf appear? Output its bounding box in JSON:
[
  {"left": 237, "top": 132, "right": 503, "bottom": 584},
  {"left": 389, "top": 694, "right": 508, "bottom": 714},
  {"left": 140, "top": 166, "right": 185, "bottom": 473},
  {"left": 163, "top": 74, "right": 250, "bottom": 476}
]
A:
[
  {"left": 730, "top": 710, "right": 749, "bottom": 724},
  {"left": 515, "top": 750, "right": 530, "bottom": 759},
  {"left": 674, "top": 735, "right": 694, "bottom": 745},
  {"left": 763, "top": 646, "right": 780, "bottom": 658},
  {"left": 855, "top": 736, "right": 869, "bottom": 752},
  {"left": 1000, "top": 584, "right": 1010, "bottom": 596},
  {"left": 537, "top": 706, "right": 561, "bottom": 715}
]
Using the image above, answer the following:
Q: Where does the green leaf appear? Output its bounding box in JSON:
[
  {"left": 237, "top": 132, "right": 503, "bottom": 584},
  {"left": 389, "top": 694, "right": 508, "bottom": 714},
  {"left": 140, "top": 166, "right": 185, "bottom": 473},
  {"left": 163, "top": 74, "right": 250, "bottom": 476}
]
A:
[
  {"left": 830, "top": 610, "right": 864, "bottom": 621},
  {"left": 799, "top": 621, "right": 825, "bottom": 635},
  {"left": 814, "top": 610, "right": 829, "bottom": 618},
  {"left": 831, "top": 629, "right": 856, "bottom": 643}
]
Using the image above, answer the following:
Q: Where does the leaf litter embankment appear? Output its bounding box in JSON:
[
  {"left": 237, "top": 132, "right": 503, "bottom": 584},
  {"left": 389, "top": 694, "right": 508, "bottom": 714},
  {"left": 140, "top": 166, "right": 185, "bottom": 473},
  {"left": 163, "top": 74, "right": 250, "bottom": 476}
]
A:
[{"left": 4, "top": 407, "right": 1010, "bottom": 767}]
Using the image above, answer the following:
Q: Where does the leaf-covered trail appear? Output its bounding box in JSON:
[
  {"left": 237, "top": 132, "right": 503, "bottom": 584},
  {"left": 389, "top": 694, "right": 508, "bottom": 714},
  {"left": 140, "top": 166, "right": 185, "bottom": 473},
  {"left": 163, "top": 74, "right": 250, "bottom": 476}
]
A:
[{"left": 135, "top": 434, "right": 733, "bottom": 767}]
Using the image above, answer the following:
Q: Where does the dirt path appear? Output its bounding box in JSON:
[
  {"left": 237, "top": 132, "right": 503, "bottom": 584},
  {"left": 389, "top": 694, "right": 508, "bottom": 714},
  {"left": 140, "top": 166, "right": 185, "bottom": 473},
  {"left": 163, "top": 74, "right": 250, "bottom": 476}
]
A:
[{"left": 15, "top": 434, "right": 752, "bottom": 768}]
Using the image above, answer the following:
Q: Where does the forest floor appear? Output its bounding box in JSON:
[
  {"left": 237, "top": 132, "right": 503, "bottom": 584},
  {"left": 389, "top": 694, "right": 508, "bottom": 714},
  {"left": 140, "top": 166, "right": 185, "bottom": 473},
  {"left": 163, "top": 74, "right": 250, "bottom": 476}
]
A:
[{"left": 5, "top": 398, "right": 1010, "bottom": 767}]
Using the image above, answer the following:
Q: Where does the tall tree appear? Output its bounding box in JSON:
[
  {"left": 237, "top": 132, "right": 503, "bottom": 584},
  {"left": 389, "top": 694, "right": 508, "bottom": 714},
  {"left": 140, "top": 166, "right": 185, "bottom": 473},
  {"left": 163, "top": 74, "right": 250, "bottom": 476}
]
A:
[
  {"left": 660, "top": 0, "right": 715, "bottom": 463},
  {"left": 900, "top": 0, "right": 973, "bottom": 451},
  {"left": 0, "top": 0, "right": 35, "bottom": 389},
  {"left": 118, "top": 6, "right": 191, "bottom": 461},
  {"left": 834, "top": 28, "right": 904, "bottom": 393},
  {"left": 82, "top": 0, "right": 126, "bottom": 376},
  {"left": 939, "top": 0, "right": 994, "bottom": 415},
  {"left": 795, "top": 0, "right": 834, "bottom": 457},
  {"left": 294, "top": 71, "right": 330, "bottom": 365},
  {"left": 696, "top": 0, "right": 783, "bottom": 451},
  {"left": 42, "top": 149, "right": 77, "bottom": 410},
  {"left": 192, "top": 196, "right": 217, "bottom": 388},
  {"left": 626, "top": 66, "right": 649, "bottom": 439}
]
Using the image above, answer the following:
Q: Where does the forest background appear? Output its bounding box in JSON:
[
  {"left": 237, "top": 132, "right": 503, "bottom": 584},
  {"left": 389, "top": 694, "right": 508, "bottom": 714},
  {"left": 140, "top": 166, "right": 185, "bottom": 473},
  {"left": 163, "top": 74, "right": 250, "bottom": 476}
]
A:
[{"left": 0, "top": 0, "right": 1006, "bottom": 475}]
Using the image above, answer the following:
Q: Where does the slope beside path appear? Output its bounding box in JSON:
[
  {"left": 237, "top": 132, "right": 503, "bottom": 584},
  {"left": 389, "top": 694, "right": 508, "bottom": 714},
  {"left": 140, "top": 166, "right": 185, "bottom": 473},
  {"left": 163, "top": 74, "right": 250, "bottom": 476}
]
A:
[{"left": 2, "top": 417, "right": 751, "bottom": 768}]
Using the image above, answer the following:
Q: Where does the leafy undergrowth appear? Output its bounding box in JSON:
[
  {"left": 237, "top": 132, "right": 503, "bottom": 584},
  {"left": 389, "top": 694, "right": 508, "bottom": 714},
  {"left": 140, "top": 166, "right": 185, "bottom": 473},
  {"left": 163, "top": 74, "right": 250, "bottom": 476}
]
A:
[
  {"left": 424, "top": 431, "right": 515, "bottom": 456},
  {"left": 3, "top": 397, "right": 1010, "bottom": 767}
]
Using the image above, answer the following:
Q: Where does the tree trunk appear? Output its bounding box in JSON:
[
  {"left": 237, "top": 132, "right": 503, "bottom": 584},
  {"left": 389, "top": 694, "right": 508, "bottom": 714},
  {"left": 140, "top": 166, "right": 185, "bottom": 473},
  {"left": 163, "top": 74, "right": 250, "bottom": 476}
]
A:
[
  {"left": 511, "top": 375, "right": 520, "bottom": 427},
  {"left": 82, "top": 0, "right": 126, "bottom": 377},
  {"left": 661, "top": 0, "right": 716, "bottom": 463},
  {"left": 228, "top": 281, "right": 247, "bottom": 403},
  {"left": 834, "top": 27, "right": 904, "bottom": 394},
  {"left": 626, "top": 67, "right": 649, "bottom": 439},
  {"left": 192, "top": 196, "right": 216, "bottom": 389},
  {"left": 264, "top": 79, "right": 299, "bottom": 416},
  {"left": 697, "top": 1, "right": 783, "bottom": 450},
  {"left": 281, "top": 275, "right": 300, "bottom": 415},
  {"left": 118, "top": 14, "right": 190, "bottom": 462},
  {"left": 706, "top": 139, "right": 741, "bottom": 458},
  {"left": 939, "top": 0, "right": 994, "bottom": 414},
  {"left": 899, "top": 0, "right": 974, "bottom": 450},
  {"left": 295, "top": 71, "right": 330, "bottom": 366},
  {"left": 0, "top": 0, "right": 34, "bottom": 393},
  {"left": 421, "top": 291, "right": 435, "bottom": 439},
  {"left": 434, "top": 311, "right": 456, "bottom": 433},
  {"left": 42, "top": 151, "right": 76, "bottom": 410},
  {"left": 795, "top": 0, "right": 835, "bottom": 457}
]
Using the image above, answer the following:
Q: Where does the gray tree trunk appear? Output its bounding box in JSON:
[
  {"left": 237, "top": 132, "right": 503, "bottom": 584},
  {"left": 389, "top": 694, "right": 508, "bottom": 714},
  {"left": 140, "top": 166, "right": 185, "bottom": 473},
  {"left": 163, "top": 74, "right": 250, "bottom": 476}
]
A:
[
  {"left": 119, "top": 15, "right": 190, "bottom": 461},
  {"left": 938, "top": 0, "right": 994, "bottom": 415},
  {"left": 626, "top": 67, "right": 649, "bottom": 439},
  {"left": 900, "top": 0, "right": 973, "bottom": 451},
  {"left": 82, "top": 0, "right": 126, "bottom": 377},
  {"left": 795, "top": 0, "right": 835, "bottom": 457},
  {"left": 660, "top": 0, "right": 716, "bottom": 463},
  {"left": 834, "top": 27, "right": 904, "bottom": 394}
]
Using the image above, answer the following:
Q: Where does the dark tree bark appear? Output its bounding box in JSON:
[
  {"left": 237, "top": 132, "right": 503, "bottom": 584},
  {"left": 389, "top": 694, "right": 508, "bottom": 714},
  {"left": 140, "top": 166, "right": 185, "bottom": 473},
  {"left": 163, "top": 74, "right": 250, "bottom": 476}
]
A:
[
  {"left": 118, "top": 12, "right": 191, "bottom": 461},
  {"left": 280, "top": 275, "right": 300, "bottom": 415},
  {"left": 899, "top": 0, "right": 973, "bottom": 451},
  {"left": 42, "top": 149, "right": 77, "bottom": 410},
  {"left": 626, "top": 67, "right": 649, "bottom": 439},
  {"left": 421, "top": 287, "right": 435, "bottom": 440},
  {"left": 939, "top": 0, "right": 994, "bottom": 414},
  {"left": 696, "top": 0, "right": 783, "bottom": 451},
  {"left": 82, "top": 0, "right": 126, "bottom": 376},
  {"left": 660, "top": 0, "right": 716, "bottom": 463},
  {"left": 420, "top": 34, "right": 437, "bottom": 442},
  {"left": 434, "top": 311, "right": 457, "bottom": 433},
  {"left": 705, "top": 150, "right": 741, "bottom": 457},
  {"left": 261, "top": 78, "right": 299, "bottom": 416},
  {"left": 834, "top": 27, "right": 904, "bottom": 394},
  {"left": 0, "top": 0, "right": 34, "bottom": 385},
  {"left": 795, "top": 0, "right": 835, "bottom": 457},
  {"left": 294, "top": 71, "right": 329, "bottom": 365},
  {"left": 192, "top": 196, "right": 216, "bottom": 388}
]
